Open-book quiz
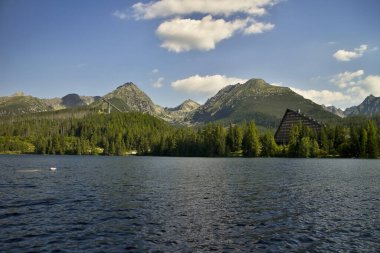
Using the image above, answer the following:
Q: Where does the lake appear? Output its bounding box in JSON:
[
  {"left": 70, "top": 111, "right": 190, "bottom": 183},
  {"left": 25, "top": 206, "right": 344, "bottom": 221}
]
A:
[{"left": 0, "top": 155, "right": 379, "bottom": 252}]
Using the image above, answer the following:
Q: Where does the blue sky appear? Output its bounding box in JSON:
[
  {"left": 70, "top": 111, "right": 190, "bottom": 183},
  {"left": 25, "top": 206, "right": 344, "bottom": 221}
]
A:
[{"left": 0, "top": 0, "right": 379, "bottom": 109}]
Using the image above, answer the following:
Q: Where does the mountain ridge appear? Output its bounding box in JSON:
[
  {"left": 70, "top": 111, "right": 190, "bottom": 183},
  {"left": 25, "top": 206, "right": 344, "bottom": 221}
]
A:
[
  {"left": 345, "top": 95, "right": 380, "bottom": 117},
  {"left": 1, "top": 79, "right": 378, "bottom": 127},
  {"left": 191, "top": 78, "right": 340, "bottom": 127}
]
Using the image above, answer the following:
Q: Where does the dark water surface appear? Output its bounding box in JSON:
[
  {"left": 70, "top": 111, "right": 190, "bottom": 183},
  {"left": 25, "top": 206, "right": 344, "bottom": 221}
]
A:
[{"left": 0, "top": 155, "right": 379, "bottom": 252}]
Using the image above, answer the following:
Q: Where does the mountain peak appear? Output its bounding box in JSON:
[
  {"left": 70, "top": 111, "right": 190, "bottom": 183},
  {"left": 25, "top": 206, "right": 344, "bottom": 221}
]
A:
[
  {"left": 192, "top": 77, "right": 338, "bottom": 126},
  {"left": 322, "top": 104, "right": 345, "bottom": 118},
  {"left": 101, "top": 82, "right": 158, "bottom": 114},
  {"left": 11, "top": 91, "right": 25, "bottom": 97},
  {"left": 117, "top": 82, "right": 137, "bottom": 90},
  {"left": 364, "top": 94, "right": 376, "bottom": 101},
  {"left": 174, "top": 99, "right": 200, "bottom": 112},
  {"left": 61, "top": 93, "right": 85, "bottom": 108},
  {"left": 245, "top": 78, "right": 267, "bottom": 85},
  {"left": 345, "top": 94, "right": 380, "bottom": 117}
]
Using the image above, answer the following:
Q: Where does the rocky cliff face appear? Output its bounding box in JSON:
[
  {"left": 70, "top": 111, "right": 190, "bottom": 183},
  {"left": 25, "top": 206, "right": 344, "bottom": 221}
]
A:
[{"left": 345, "top": 95, "right": 380, "bottom": 117}]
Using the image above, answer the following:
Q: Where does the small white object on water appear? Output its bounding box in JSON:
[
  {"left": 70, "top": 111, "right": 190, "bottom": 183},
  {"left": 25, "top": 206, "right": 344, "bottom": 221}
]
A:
[{"left": 49, "top": 167, "right": 57, "bottom": 171}]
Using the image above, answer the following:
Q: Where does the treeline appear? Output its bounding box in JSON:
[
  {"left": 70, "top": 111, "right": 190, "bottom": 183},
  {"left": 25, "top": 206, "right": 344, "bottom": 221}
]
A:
[
  {"left": 0, "top": 112, "right": 379, "bottom": 158},
  {"left": 0, "top": 112, "right": 171, "bottom": 155},
  {"left": 151, "top": 120, "right": 379, "bottom": 158}
]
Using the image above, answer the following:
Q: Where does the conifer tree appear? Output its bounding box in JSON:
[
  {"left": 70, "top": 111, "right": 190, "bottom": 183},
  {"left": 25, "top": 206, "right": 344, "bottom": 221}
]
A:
[
  {"left": 360, "top": 128, "right": 368, "bottom": 158},
  {"left": 288, "top": 123, "right": 301, "bottom": 157},
  {"left": 299, "top": 137, "right": 311, "bottom": 158},
  {"left": 366, "top": 120, "right": 379, "bottom": 158},
  {"left": 261, "top": 131, "right": 278, "bottom": 157},
  {"left": 226, "top": 124, "right": 243, "bottom": 152},
  {"left": 320, "top": 127, "right": 329, "bottom": 153},
  {"left": 243, "top": 121, "right": 260, "bottom": 157}
]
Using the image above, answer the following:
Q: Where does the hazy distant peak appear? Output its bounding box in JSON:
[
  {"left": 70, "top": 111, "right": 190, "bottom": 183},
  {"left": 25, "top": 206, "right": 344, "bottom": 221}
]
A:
[
  {"left": 61, "top": 93, "right": 86, "bottom": 108},
  {"left": 174, "top": 99, "right": 200, "bottom": 112},
  {"left": 11, "top": 91, "right": 25, "bottom": 97},
  {"left": 322, "top": 104, "right": 345, "bottom": 118}
]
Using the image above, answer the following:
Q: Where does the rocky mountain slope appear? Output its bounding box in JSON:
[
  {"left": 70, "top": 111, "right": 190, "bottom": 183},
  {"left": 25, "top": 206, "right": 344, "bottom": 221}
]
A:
[
  {"left": 163, "top": 99, "right": 200, "bottom": 124},
  {"left": 0, "top": 95, "right": 52, "bottom": 116},
  {"left": 43, "top": 94, "right": 100, "bottom": 110},
  {"left": 2, "top": 79, "right": 378, "bottom": 127},
  {"left": 191, "top": 79, "right": 339, "bottom": 127},
  {"left": 0, "top": 93, "right": 100, "bottom": 116},
  {"left": 99, "top": 82, "right": 160, "bottom": 114},
  {"left": 321, "top": 105, "right": 346, "bottom": 118},
  {"left": 345, "top": 95, "right": 380, "bottom": 117},
  {"left": 94, "top": 82, "right": 200, "bottom": 124}
]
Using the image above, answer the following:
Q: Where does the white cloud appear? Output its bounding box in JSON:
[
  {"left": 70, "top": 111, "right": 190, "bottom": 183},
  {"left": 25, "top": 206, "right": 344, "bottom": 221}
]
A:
[
  {"left": 361, "top": 75, "right": 380, "bottom": 96},
  {"left": 152, "top": 68, "right": 159, "bottom": 74},
  {"left": 112, "top": 10, "right": 129, "bottom": 20},
  {"left": 272, "top": 71, "right": 380, "bottom": 109},
  {"left": 156, "top": 15, "right": 247, "bottom": 52},
  {"left": 244, "top": 21, "right": 274, "bottom": 34},
  {"left": 290, "top": 87, "right": 350, "bottom": 106},
  {"left": 132, "top": 0, "right": 278, "bottom": 19},
  {"left": 153, "top": 77, "right": 164, "bottom": 88},
  {"left": 344, "top": 75, "right": 380, "bottom": 103},
  {"left": 327, "top": 71, "right": 380, "bottom": 106},
  {"left": 346, "top": 86, "right": 368, "bottom": 104},
  {"left": 172, "top": 74, "right": 247, "bottom": 95},
  {"left": 329, "top": 70, "right": 364, "bottom": 88},
  {"left": 333, "top": 44, "right": 368, "bottom": 61},
  {"left": 114, "top": 0, "right": 279, "bottom": 52}
]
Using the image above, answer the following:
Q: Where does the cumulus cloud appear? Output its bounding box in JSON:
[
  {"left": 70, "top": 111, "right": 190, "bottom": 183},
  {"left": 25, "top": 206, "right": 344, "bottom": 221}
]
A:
[
  {"left": 244, "top": 21, "right": 274, "bottom": 34},
  {"left": 153, "top": 77, "right": 164, "bottom": 88},
  {"left": 333, "top": 44, "right": 368, "bottom": 61},
  {"left": 327, "top": 71, "right": 380, "bottom": 106},
  {"left": 132, "top": 0, "right": 277, "bottom": 19},
  {"left": 344, "top": 76, "right": 380, "bottom": 103},
  {"left": 329, "top": 70, "right": 364, "bottom": 88},
  {"left": 172, "top": 74, "right": 247, "bottom": 95},
  {"left": 290, "top": 88, "right": 350, "bottom": 106},
  {"left": 156, "top": 15, "right": 247, "bottom": 52},
  {"left": 361, "top": 75, "right": 380, "bottom": 96},
  {"left": 113, "top": 0, "right": 279, "bottom": 52}
]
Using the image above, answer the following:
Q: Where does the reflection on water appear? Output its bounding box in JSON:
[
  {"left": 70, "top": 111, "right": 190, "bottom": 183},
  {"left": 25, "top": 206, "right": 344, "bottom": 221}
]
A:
[{"left": 0, "top": 155, "right": 379, "bottom": 252}]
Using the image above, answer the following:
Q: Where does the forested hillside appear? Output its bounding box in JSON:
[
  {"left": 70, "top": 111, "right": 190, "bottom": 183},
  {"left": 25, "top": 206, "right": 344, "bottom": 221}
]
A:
[{"left": 0, "top": 111, "right": 379, "bottom": 158}]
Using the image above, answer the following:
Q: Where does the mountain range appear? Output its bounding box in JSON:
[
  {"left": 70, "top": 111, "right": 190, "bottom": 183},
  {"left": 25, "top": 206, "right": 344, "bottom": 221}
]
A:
[{"left": 1, "top": 78, "right": 379, "bottom": 128}]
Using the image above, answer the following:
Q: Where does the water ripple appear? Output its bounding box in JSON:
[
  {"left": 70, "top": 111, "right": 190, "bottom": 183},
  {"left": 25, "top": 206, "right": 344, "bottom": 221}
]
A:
[{"left": 0, "top": 155, "right": 379, "bottom": 252}]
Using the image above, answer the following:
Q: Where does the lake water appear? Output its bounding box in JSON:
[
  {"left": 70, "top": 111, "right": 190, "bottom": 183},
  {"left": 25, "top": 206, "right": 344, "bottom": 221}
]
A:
[{"left": 0, "top": 155, "right": 379, "bottom": 252}]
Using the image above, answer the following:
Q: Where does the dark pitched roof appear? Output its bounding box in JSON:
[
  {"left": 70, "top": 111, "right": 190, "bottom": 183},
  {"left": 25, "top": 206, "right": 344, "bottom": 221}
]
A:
[{"left": 274, "top": 109, "right": 322, "bottom": 145}]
